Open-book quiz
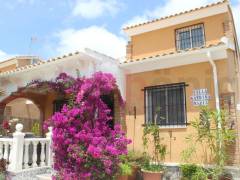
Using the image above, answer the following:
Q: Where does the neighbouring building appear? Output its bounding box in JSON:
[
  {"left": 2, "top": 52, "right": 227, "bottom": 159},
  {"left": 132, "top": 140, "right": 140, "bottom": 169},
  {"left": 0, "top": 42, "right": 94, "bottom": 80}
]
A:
[
  {"left": 121, "top": 0, "right": 240, "bottom": 165},
  {"left": 0, "top": 56, "right": 41, "bottom": 73}
]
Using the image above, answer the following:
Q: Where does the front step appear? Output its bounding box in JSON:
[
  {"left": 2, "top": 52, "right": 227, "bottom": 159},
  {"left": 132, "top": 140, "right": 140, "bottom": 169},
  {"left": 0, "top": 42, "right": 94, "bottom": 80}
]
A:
[
  {"left": 7, "top": 167, "right": 52, "bottom": 180},
  {"left": 36, "top": 173, "right": 52, "bottom": 180}
]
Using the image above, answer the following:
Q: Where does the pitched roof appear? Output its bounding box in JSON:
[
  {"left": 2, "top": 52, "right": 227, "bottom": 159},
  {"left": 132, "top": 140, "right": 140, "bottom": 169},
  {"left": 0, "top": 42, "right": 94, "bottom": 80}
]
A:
[
  {"left": 0, "top": 49, "right": 117, "bottom": 77},
  {"left": 121, "top": 42, "right": 225, "bottom": 64},
  {"left": 0, "top": 51, "right": 83, "bottom": 76},
  {"left": 123, "top": 0, "right": 228, "bottom": 31}
]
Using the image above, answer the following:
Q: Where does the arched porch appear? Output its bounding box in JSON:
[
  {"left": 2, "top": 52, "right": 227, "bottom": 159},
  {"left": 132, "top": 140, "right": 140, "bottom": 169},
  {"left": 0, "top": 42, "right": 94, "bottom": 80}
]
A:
[{"left": 0, "top": 86, "right": 57, "bottom": 136}]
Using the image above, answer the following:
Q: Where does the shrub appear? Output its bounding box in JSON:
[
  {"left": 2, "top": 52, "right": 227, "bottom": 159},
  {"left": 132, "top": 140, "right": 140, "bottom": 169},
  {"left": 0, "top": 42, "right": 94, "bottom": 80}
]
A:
[
  {"left": 31, "top": 72, "right": 131, "bottom": 179},
  {"left": 180, "top": 164, "right": 200, "bottom": 179}
]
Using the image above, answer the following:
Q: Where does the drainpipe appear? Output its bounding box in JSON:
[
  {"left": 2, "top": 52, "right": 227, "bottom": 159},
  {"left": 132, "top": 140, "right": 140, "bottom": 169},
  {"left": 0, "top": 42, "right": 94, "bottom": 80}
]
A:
[
  {"left": 207, "top": 51, "right": 222, "bottom": 159},
  {"left": 207, "top": 51, "right": 221, "bottom": 113}
]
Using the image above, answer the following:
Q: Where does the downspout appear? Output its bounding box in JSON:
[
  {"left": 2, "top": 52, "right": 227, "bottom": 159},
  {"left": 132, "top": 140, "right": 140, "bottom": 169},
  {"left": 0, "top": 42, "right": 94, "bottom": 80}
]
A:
[
  {"left": 207, "top": 51, "right": 221, "bottom": 113},
  {"left": 207, "top": 51, "right": 222, "bottom": 163}
]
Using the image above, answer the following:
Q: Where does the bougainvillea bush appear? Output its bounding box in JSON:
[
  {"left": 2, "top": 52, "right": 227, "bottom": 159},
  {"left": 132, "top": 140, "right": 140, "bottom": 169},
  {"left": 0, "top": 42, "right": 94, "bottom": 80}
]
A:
[{"left": 30, "top": 72, "right": 131, "bottom": 179}]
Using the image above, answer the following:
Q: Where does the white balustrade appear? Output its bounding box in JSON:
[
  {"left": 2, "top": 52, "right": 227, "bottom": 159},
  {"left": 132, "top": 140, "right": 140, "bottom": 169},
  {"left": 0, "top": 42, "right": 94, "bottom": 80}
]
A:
[
  {"left": 24, "top": 141, "right": 30, "bottom": 169},
  {"left": 0, "top": 142, "right": 3, "bottom": 159},
  {"left": 40, "top": 141, "right": 46, "bottom": 166},
  {"left": 0, "top": 138, "right": 13, "bottom": 169},
  {"left": 0, "top": 123, "right": 53, "bottom": 172},
  {"left": 3, "top": 142, "right": 9, "bottom": 160}
]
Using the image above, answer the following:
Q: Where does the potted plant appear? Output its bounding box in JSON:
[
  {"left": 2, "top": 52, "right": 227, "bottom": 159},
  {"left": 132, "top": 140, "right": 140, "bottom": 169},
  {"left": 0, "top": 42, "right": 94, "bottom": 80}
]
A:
[
  {"left": 141, "top": 124, "right": 166, "bottom": 180},
  {"left": 31, "top": 122, "right": 41, "bottom": 137},
  {"left": 118, "top": 162, "right": 132, "bottom": 180},
  {"left": 125, "top": 151, "right": 149, "bottom": 180}
]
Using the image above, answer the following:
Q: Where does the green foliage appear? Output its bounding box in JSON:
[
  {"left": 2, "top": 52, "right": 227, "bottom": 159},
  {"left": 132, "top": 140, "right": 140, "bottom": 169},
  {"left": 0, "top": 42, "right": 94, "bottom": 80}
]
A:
[
  {"left": 143, "top": 124, "right": 167, "bottom": 162},
  {"left": 119, "top": 163, "right": 132, "bottom": 176},
  {"left": 124, "top": 151, "right": 150, "bottom": 168},
  {"left": 181, "top": 135, "right": 197, "bottom": 163},
  {"left": 31, "top": 122, "right": 40, "bottom": 136},
  {"left": 180, "top": 164, "right": 199, "bottom": 179},
  {"left": 191, "top": 167, "right": 210, "bottom": 180},
  {"left": 142, "top": 124, "right": 166, "bottom": 172},
  {"left": 180, "top": 164, "right": 210, "bottom": 180},
  {"left": 181, "top": 107, "right": 236, "bottom": 179},
  {"left": 0, "top": 173, "right": 5, "bottom": 180}
]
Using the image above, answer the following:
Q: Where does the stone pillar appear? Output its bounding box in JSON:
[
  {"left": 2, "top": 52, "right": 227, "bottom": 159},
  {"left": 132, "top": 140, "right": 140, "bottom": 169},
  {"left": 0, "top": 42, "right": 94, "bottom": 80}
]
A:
[{"left": 8, "top": 123, "right": 25, "bottom": 172}]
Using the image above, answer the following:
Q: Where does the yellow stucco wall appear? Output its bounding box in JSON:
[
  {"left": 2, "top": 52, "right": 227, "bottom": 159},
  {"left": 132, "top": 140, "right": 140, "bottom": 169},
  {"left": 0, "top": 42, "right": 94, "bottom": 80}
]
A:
[
  {"left": 43, "top": 92, "right": 57, "bottom": 121},
  {"left": 130, "top": 13, "right": 228, "bottom": 60},
  {"left": 125, "top": 59, "right": 230, "bottom": 163}
]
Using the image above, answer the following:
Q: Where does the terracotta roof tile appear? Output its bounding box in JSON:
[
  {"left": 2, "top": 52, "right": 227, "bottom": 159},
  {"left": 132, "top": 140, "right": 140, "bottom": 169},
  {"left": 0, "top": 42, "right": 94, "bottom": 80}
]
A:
[
  {"left": 122, "top": 42, "right": 225, "bottom": 64},
  {"left": 0, "top": 50, "right": 84, "bottom": 76},
  {"left": 123, "top": 0, "right": 227, "bottom": 30}
]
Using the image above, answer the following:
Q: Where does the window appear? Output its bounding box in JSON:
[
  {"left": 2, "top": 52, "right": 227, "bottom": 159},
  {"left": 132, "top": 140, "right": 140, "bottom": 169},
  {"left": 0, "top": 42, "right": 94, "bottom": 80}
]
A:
[
  {"left": 176, "top": 24, "right": 205, "bottom": 50},
  {"left": 144, "top": 83, "right": 187, "bottom": 126}
]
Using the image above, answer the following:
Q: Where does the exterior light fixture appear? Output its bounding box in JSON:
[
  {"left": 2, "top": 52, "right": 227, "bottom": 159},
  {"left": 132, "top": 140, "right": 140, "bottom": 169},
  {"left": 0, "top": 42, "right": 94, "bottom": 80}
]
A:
[{"left": 25, "top": 100, "right": 34, "bottom": 105}]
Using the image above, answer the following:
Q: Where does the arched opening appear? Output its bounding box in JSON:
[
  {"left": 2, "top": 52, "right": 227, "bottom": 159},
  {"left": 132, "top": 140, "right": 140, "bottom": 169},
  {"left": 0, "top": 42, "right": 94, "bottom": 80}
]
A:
[{"left": 4, "top": 98, "right": 41, "bottom": 134}]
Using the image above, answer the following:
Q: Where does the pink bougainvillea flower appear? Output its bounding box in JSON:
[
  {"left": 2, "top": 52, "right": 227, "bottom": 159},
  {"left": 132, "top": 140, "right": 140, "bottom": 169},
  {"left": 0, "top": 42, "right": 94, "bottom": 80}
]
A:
[
  {"left": 2, "top": 120, "right": 10, "bottom": 130},
  {"left": 32, "top": 72, "right": 131, "bottom": 179}
]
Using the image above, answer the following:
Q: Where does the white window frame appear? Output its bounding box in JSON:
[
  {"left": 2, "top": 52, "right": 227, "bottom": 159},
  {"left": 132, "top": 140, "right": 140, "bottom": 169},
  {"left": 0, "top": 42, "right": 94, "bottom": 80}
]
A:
[{"left": 176, "top": 24, "right": 205, "bottom": 50}]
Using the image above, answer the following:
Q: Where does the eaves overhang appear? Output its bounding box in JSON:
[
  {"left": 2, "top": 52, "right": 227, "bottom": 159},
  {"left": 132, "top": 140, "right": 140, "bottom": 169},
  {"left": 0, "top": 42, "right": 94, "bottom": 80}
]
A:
[
  {"left": 124, "top": 0, "right": 228, "bottom": 37},
  {"left": 120, "top": 44, "right": 228, "bottom": 74}
]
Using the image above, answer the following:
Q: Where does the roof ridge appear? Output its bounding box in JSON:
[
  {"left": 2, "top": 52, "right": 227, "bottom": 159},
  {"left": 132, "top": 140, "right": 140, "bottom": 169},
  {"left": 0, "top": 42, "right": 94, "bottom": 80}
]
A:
[{"left": 123, "top": 0, "right": 228, "bottom": 30}]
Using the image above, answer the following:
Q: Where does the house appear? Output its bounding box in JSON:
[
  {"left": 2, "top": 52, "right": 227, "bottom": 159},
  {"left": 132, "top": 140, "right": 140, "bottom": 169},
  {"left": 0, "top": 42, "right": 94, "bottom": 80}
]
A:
[
  {"left": 0, "top": 0, "right": 239, "bottom": 179},
  {"left": 121, "top": 0, "right": 240, "bottom": 166}
]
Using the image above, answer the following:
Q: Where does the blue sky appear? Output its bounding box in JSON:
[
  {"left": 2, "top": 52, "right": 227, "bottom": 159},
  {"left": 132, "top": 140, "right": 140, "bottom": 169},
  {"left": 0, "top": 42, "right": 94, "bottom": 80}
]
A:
[{"left": 0, "top": 0, "right": 239, "bottom": 61}]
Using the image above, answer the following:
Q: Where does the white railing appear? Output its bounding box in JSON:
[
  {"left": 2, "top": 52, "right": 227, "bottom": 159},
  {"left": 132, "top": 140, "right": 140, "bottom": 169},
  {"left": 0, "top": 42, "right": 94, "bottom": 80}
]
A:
[
  {"left": 0, "top": 124, "right": 53, "bottom": 172},
  {"left": 0, "top": 138, "right": 13, "bottom": 163}
]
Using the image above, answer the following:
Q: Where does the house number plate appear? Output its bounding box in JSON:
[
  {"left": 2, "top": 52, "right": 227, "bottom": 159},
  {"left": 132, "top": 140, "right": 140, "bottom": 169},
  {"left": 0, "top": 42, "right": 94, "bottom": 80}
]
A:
[{"left": 191, "top": 88, "right": 210, "bottom": 106}]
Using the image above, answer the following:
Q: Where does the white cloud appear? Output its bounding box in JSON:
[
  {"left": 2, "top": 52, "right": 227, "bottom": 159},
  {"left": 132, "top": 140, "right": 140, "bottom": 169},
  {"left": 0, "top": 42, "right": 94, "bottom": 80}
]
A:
[
  {"left": 56, "top": 26, "right": 126, "bottom": 58},
  {"left": 72, "top": 0, "right": 122, "bottom": 19},
  {"left": 122, "top": 15, "right": 149, "bottom": 29},
  {"left": 0, "top": 50, "right": 13, "bottom": 62},
  {"left": 123, "top": 0, "right": 219, "bottom": 28}
]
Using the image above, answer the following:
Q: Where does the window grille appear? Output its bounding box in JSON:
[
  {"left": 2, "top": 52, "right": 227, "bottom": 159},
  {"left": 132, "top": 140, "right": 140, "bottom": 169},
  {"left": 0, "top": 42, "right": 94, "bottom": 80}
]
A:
[
  {"left": 176, "top": 24, "right": 205, "bottom": 50},
  {"left": 144, "top": 83, "right": 187, "bottom": 126}
]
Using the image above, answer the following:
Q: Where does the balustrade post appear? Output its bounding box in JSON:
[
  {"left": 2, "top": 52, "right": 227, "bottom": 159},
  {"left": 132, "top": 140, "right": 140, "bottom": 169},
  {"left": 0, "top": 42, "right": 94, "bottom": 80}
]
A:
[
  {"left": 46, "top": 127, "right": 53, "bottom": 167},
  {"left": 0, "top": 142, "right": 3, "bottom": 159},
  {"left": 23, "top": 141, "right": 30, "bottom": 169},
  {"left": 32, "top": 141, "right": 38, "bottom": 167},
  {"left": 8, "top": 123, "right": 25, "bottom": 172}
]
